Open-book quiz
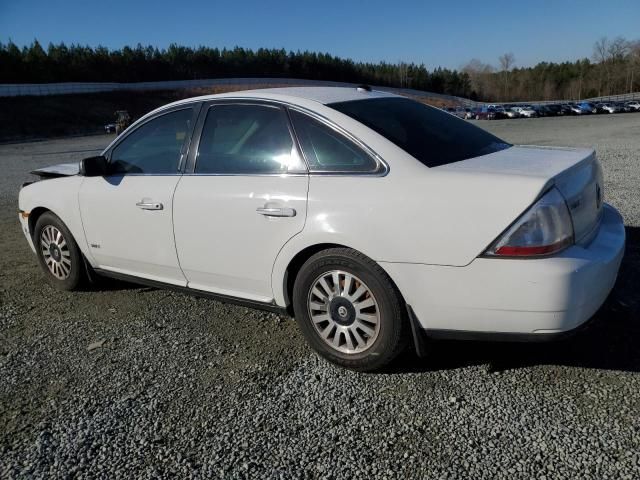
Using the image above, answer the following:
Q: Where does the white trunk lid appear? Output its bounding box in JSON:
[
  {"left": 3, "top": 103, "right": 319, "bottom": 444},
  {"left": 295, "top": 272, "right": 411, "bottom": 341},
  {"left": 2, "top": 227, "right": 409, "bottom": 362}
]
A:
[{"left": 439, "top": 145, "right": 604, "bottom": 242}]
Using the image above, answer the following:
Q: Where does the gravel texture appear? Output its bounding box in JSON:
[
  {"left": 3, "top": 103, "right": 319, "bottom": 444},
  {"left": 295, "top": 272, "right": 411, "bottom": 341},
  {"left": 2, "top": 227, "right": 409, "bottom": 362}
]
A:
[{"left": 1, "top": 114, "right": 639, "bottom": 479}]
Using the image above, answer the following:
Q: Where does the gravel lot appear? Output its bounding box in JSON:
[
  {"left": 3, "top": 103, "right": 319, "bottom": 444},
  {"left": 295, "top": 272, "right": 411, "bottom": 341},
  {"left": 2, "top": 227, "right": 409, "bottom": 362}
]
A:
[{"left": 1, "top": 114, "right": 639, "bottom": 479}]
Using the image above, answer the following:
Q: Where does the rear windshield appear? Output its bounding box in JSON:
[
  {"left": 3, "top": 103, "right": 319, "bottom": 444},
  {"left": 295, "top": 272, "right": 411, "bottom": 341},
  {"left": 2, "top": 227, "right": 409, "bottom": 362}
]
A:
[{"left": 328, "top": 97, "right": 511, "bottom": 168}]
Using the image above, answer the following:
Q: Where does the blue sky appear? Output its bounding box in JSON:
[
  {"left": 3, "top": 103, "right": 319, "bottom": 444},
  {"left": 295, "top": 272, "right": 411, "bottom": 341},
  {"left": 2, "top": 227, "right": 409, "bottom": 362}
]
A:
[{"left": 1, "top": 0, "right": 639, "bottom": 69}]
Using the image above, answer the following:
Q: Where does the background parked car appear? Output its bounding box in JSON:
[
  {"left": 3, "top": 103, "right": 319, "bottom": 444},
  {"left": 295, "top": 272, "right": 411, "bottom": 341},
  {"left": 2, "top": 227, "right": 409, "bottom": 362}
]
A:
[
  {"left": 513, "top": 105, "right": 537, "bottom": 118},
  {"left": 544, "top": 104, "right": 563, "bottom": 116},
  {"left": 568, "top": 103, "right": 584, "bottom": 114},
  {"left": 560, "top": 104, "right": 575, "bottom": 115},
  {"left": 492, "top": 105, "right": 509, "bottom": 118},
  {"left": 626, "top": 100, "right": 640, "bottom": 111},
  {"left": 473, "top": 106, "right": 503, "bottom": 120},
  {"left": 445, "top": 106, "right": 469, "bottom": 119},
  {"left": 578, "top": 102, "right": 597, "bottom": 114},
  {"left": 532, "top": 105, "right": 553, "bottom": 117},
  {"left": 503, "top": 107, "right": 520, "bottom": 118},
  {"left": 104, "top": 123, "right": 116, "bottom": 133},
  {"left": 614, "top": 101, "right": 632, "bottom": 113},
  {"left": 453, "top": 107, "right": 469, "bottom": 119},
  {"left": 596, "top": 103, "right": 620, "bottom": 114}
]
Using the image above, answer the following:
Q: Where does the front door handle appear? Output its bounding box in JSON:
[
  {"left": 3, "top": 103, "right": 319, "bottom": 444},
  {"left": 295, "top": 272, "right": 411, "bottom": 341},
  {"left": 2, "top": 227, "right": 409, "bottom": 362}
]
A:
[
  {"left": 136, "top": 201, "right": 163, "bottom": 210},
  {"left": 256, "top": 206, "right": 296, "bottom": 217}
]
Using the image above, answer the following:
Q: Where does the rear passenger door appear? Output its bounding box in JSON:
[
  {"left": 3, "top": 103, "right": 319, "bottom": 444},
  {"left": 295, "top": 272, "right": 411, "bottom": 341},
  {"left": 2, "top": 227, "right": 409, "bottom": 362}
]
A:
[{"left": 172, "top": 102, "right": 308, "bottom": 303}]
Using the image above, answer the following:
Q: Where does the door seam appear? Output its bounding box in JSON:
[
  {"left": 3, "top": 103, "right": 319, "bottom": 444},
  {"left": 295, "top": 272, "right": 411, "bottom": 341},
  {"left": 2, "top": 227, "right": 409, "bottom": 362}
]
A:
[{"left": 171, "top": 174, "right": 190, "bottom": 285}]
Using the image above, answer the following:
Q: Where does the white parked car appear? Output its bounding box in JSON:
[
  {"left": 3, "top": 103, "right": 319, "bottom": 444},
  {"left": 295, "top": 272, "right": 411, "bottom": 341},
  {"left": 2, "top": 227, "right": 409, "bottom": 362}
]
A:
[
  {"left": 18, "top": 87, "right": 625, "bottom": 371},
  {"left": 503, "top": 107, "right": 520, "bottom": 118},
  {"left": 513, "top": 105, "right": 537, "bottom": 118},
  {"left": 597, "top": 103, "right": 620, "bottom": 114},
  {"left": 568, "top": 104, "right": 584, "bottom": 115},
  {"left": 626, "top": 101, "right": 640, "bottom": 111}
]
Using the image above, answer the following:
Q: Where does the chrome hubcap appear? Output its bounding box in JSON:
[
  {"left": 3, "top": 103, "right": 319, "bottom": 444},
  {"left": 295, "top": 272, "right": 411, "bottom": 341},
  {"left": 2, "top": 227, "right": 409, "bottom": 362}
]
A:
[
  {"left": 308, "top": 270, "right": 380, "bottom": 354},
  {"left": 40, "top": 225, "right": 71, "bottom": 280}
]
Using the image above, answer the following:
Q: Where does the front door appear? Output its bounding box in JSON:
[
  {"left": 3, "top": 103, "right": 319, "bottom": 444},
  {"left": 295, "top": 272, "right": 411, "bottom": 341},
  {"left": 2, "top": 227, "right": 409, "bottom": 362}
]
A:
[
  {"left": 173, "top": 102, "right": 308, "bottom": 302},
  {"left": 79, "top": 106, "right": 197, "bottom": 286}
]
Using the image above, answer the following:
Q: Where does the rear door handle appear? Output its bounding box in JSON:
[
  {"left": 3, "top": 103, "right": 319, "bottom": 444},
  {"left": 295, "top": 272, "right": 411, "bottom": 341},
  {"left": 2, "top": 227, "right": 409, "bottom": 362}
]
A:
[
  {"left": 136, "top": 201, "right": 163, "bottom": 210},
  {"left": 256, "top": 207, "right": 296, "bottom": 217}
]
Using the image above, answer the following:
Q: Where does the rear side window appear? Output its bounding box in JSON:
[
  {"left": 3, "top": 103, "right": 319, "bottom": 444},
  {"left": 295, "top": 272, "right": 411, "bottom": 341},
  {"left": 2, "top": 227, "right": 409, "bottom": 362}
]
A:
[
  {"left": 329, "top": 97, "right": 511, "bottom": 168},
  {"left": 110, "top": 108, "right": 193, "bottom": 174},
  {"left": 195, "top": 104, "right": 305, "bottom": 174},
  {"left": 289, "top": 110, "right": 378, "bottom": 173}
]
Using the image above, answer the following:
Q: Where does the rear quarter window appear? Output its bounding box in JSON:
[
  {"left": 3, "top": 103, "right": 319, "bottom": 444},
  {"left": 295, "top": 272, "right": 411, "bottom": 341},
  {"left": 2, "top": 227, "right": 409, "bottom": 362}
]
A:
[{"left": 329, "top": 97, "right": 511, "bottom": 168}]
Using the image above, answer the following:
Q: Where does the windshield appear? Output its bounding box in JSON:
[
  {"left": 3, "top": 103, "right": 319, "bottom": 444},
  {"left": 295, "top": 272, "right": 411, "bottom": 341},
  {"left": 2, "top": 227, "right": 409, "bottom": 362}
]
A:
[{"left": 328, "top": 97, "right": 511, "bottom": 168}]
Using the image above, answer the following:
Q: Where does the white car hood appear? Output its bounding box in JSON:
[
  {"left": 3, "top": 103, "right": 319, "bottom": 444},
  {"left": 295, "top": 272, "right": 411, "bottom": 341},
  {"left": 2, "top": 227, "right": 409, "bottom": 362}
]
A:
[{"left": 31, "top": 162, "right": 80, "bottom": 178}]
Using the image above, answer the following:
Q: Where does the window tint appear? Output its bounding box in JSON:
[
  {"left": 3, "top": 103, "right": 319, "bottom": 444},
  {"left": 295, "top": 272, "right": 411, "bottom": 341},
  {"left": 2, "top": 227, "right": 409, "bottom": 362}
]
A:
[
  {"left": 289, "top": 110, "right": 378, "bottom": 172},
  {"left": 329, "top": 97, "right": 511, "bottom": 168},
  {"left": 195, "top": 104, "right": 304, "bottom": 174},
  {"left": 110, "top": 108, "right": 193, "bottom": 174}
]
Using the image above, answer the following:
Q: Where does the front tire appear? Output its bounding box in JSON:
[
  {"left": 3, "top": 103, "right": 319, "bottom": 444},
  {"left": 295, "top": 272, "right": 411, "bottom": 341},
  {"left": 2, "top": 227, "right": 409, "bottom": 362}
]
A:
[
  {"left": 292, "top": 248, "right": 409, "bottom": 372},
  {"left": 34, "top": 212, "right": 85, "bottom": 291}
]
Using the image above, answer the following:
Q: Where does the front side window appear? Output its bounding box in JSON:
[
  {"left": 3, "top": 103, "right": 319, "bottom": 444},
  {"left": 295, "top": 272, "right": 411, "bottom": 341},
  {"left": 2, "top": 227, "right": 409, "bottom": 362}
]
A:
[
  {"left": 195, "top": 104, "right": 304, "bottom": 174},
  {"left": 289, "top": 110, "right": 378, "bottom": 173},
  {"left": 329, "top": 97, "right": 511, "bottom": 168},
  {"left": 110, "top": 108, "right": 193, "bottom": 174}
]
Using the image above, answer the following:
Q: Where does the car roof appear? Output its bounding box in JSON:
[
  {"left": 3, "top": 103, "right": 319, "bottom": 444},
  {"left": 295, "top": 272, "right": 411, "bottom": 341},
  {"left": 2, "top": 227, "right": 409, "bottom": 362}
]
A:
[{"left": 167, "top": 86, "right": 399, "bottom": 109}]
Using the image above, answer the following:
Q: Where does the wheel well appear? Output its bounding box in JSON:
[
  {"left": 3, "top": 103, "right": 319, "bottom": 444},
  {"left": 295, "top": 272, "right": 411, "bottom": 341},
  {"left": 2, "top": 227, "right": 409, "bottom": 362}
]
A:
[
  {"left": 282, "top": 243, "right": 409, "bottom": 314},
  {"left": 27, "top": 207, "right": 51, "bottom": 238},
  {"left": 25, "top": 206, "right": 97, "bottom": 282},
  {"left": 283, "top": 243, "right": 345, "bottom": 314},
  {"left": 281, "top": 243, "right": 420, "bottom": 355}
]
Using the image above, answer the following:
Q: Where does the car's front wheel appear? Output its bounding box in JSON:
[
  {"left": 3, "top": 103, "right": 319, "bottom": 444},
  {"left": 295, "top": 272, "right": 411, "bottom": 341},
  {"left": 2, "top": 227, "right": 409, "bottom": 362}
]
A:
[
  {"left": 292, "top": 248, "right": 409, "bottom": 371},
  {"left": 34, "top": 211, "right": 85, "bottom": 291}
]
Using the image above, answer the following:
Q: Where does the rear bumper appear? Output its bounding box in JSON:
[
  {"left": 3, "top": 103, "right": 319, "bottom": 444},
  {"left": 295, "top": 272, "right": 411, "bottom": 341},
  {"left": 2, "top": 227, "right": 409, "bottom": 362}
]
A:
[{"left": 381, "top": 204, "right": 625, "bottom": 337}]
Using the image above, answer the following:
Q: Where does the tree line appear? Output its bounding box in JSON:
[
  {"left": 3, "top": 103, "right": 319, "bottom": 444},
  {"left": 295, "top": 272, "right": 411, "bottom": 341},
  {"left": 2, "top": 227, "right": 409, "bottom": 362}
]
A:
[
  {"left": 0, "top": 40, "right": 471, "bottom": 97},
  {"left": 1, "top": 38, "right": 638, "bottom": 101},
  {"left": 465, "top": 36, "right": 640, "bottom": 101}
]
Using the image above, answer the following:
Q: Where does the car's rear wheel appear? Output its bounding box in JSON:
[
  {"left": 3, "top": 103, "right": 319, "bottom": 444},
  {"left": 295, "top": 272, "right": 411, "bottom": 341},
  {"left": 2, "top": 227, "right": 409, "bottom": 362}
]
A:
[
  {"left": 34, "top": 212, "right": 85, "bottom": 291},
  {"left": 292, "top": 248, "right": 409, "bottom": 371}
]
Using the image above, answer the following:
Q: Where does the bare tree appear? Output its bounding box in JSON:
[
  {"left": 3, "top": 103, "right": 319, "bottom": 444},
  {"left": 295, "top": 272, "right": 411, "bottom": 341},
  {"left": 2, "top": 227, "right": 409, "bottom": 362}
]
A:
[
  {"left": 499, "top": 52, "right": 515, "bottom": 100},
  {"left": 630, "top": 40, "right": 640, "bottom": 93},
  {"left": 593, "top": 37, "right": 610, "bottom": 96},
  {"left": 608, "top": 37, "right": 629, "bottom": 60},
  {"left": 609, "top": 37, "right": 630, "bottom": 93},
  {"left": 462, "top": 58, "right": 494, "bottom": 98}
]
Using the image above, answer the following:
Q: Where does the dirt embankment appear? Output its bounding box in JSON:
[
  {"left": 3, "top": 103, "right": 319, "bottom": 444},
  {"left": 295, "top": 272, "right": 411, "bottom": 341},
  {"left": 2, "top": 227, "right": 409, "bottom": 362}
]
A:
[{"left": 0, "top": 84, "right": 458, "bottom": 143}]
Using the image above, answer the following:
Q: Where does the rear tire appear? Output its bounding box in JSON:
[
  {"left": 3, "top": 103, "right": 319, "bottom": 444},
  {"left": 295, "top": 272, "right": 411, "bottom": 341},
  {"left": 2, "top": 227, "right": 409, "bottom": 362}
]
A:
[
  {"left": 33, "top": 212, "right": 85, "bottom": 291},
  {"left": 292, "top": 248, "right": 409, "bottom": 372}
]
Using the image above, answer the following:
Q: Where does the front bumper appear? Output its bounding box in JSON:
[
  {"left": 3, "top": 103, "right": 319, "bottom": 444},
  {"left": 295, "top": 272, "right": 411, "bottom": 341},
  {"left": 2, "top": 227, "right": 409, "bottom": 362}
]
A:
[
  {"left": 19, "top": 211, "right": 36, "bottom": 253},
  {"left": 381, "top": 204, "right": 625, "bottom": 337}
]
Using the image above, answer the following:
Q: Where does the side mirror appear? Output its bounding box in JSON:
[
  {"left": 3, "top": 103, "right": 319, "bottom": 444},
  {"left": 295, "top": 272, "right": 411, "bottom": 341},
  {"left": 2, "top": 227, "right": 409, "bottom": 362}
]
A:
[{"left": 80, "top": 155, "right": 109, "bottom": 177}]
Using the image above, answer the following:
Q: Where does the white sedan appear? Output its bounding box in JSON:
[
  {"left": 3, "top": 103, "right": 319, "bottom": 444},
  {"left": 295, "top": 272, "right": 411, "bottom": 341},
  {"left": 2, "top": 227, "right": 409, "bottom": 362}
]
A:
[
  {"left": 512, "top": 105, "right": 537, "bottom": 118},
  {"left": 18, "top": 87, "right": 625, "bottom": 371}
]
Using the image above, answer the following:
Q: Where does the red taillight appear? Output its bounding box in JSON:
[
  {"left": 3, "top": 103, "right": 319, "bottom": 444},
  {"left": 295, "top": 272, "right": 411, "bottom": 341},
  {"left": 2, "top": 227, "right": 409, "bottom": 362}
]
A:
[
  {"left": 494, "top": 237, "right": 573, "bottom": 256},
  {"left": 484, "top": 188, "right": 574, "bottom": 258}
]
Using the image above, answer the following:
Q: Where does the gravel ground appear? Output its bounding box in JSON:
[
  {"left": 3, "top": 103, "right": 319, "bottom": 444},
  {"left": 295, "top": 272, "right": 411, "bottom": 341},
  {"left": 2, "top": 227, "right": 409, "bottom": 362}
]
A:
[{"left": 1, "top": 114, "right": 639, "bottom": 479}]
